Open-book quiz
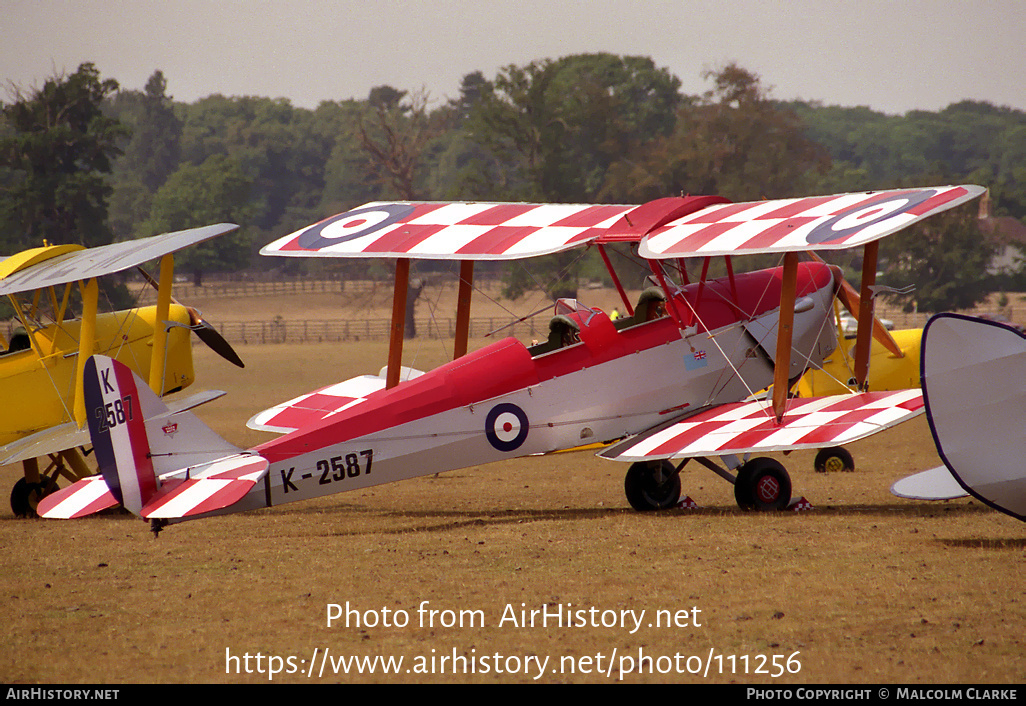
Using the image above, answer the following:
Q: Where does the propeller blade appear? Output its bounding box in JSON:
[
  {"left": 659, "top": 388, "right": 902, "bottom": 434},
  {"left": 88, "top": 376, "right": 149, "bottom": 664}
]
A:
[
  {"left": 137, "top": 265, "right": 244, "bottom": 368},
  {"left": 187, "top": 308, "right": 245, "bottom": 368}
]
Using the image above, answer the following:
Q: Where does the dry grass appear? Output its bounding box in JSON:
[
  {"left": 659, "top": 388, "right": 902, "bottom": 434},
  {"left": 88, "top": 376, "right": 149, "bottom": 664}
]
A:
[{"left": 0, "top": 291, "right": 1024, "bottom": 684}]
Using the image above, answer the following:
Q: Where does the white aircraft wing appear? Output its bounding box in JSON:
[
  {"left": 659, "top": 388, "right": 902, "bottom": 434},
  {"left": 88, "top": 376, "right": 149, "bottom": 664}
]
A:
[
  {"left": 0, "top": 223, "right": 238, "bottom": 296},
  {"left": 918, "top": 313, "right": 1026, "bottom": 521},
  {"left": 600, "top": 389, "right": 924, "bottom": 462}
]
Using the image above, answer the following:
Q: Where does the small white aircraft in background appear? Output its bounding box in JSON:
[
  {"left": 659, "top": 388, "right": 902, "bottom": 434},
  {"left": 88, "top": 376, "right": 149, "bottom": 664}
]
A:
[{"left": 891, "top": 313, "right": 1026, "bottom": 522}]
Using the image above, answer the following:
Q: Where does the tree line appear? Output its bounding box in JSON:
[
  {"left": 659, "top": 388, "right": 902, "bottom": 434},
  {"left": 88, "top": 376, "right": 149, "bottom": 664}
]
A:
[{"left": 2, "top": 54, "right": 1024, "bottom": 313}]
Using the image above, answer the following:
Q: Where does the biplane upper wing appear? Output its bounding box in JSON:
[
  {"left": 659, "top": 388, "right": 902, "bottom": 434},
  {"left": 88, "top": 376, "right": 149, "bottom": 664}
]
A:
[
  {"left": 599, "top": 389, "right": 924, "bottom": 462},
  {"left": 0, "top": 223, "right": 238, "bottom": 296},
  {"left": 260, "top": 202, "right": 642, "bottom": 260},
  {"left": 260, "top": 187, "right": 983, "bottom": 262},
  {"left": 639, "top": 185, "right": 985, "bottom": 258}
]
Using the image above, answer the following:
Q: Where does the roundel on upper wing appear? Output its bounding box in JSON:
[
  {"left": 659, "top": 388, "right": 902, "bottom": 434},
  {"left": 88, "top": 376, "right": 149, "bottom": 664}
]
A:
[
  {"left": 806, "top": 189, "right": 937, "bottom": 245},
  {"left": 297, "top": 203, "right": 415, "bottom": 251},
  {"left": 485, "top": 403, "right": 529, "bottom": 452}
]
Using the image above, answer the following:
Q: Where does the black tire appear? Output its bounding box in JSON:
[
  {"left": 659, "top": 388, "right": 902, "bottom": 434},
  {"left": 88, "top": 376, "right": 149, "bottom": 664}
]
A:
[
  {"left": 10, "top": 477, "right": 59, "bottom": 518},
  {"left": 624, "top": 460, "right": 681, "bottom": 511},
  {"left": 814, "top": 446, "right": 855, "bottom": 473},
  {"left": 733, "top": 465, "right": 755, "bottom": 510},
  {"left": 734, "top": 457, "right": 791, "bottom": 511}
]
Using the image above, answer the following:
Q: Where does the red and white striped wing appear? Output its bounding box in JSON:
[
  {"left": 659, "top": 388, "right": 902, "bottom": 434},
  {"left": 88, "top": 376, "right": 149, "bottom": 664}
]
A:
[
  {"left": 601, "top": 390, "right": 924, "bottom": 462},
  {"left": 639, "top": 185, "right": 984, "bottom": 258},
  {"left": 261, "top": 202, "right": 634, "bottom": 260},
  {"left": 263, "top": 186, "right": 984, "bottom": 262},
  {"left": 246, "top": 371, "right": 424, "bottom": 434}
]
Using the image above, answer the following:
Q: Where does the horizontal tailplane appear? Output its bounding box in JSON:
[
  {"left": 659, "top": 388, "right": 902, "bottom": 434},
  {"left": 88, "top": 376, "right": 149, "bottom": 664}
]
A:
[{"left": 38, "top": 355, "right": 267, "bottom": 521}]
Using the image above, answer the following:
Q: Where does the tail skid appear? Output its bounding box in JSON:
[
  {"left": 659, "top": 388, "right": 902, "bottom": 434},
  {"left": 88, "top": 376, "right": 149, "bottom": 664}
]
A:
[{"left": 38, "top": 356, "right": 267, "bottom": 525}]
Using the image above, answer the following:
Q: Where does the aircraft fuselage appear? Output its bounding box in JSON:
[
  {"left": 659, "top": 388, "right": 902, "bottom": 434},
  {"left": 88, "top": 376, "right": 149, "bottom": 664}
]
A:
[{"left": 220, "top": 261, "right": 839, "bottom": 513}]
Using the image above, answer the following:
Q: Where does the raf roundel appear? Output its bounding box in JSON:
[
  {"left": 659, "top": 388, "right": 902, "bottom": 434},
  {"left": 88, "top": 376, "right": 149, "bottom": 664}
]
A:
[
  {"left": 297, "top": 204, "right": 415, "bottom": 251},
  {"left": 806, "top": 189, "right": 938, "bottom": 245},
  {"left": 485, "top": 403, "right": 530, "bottom": 452}
]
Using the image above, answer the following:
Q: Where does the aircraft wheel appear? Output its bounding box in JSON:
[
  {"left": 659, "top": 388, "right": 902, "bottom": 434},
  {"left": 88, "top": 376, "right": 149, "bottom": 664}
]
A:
[
  {"left": 814, "top": 446, "right": 854, "bottom": 473},
  {"left": 10, "top": 477, "right": 59, "bottom": 518},
  {"left": 624, "top": 460, "right": 681, "bottom": 511},
  {"left": 734, "top": 457, "right": 791, "bottom": 511}
]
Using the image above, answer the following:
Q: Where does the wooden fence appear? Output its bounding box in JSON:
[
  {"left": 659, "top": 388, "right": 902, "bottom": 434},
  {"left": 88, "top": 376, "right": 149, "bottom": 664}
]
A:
[
  {"left": 134, "top": 278, "right": 375, "bottom": 302},
  {"left": 131, "top": 276, "right": 505, "bottom": 302},
  {"left": 209, "top": 316, "right": 547, "bottom": 344}
]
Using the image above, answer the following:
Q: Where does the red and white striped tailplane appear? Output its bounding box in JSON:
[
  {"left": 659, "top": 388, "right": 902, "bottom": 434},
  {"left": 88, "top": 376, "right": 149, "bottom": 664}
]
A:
[{"left": 38, "top": 356, "right": 268, "bottom": 521}]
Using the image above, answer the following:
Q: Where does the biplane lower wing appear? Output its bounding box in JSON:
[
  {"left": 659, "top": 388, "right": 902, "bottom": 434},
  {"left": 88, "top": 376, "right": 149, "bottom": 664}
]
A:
[
  {"left": 0, "top": 389, "right": 226, "bottom": 466},
  {"left": 599, "top": 389, "right": 924, "bottom": 462},
  {"left": 246, "top": 366, "right": 423, "bottom": 434}
]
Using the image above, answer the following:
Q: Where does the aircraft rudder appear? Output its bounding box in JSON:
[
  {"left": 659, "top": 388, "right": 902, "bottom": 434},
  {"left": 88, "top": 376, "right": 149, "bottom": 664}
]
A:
[{"left": 83, "top": 355, "right": 161, "bottom": 516}]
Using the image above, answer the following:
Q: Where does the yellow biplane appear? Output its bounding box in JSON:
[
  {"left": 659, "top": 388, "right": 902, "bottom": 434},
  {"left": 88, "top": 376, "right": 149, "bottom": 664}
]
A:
[
  {"left": 797, "top": 294, "right": 922, "bottom": 473},
  {"left": 0, "top": 224, "right": 242, "bottom": 515}
]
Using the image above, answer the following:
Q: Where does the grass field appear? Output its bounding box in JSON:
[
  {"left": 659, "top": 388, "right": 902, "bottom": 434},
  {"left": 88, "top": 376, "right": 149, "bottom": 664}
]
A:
[{"left": 1, "top": 287, "right": 1024, "bottom": 684}]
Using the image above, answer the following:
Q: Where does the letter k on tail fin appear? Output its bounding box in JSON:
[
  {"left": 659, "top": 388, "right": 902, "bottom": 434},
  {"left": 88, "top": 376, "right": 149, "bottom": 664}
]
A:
[{"left": 39, "top": 356, "right": 268, "bottom": 526}]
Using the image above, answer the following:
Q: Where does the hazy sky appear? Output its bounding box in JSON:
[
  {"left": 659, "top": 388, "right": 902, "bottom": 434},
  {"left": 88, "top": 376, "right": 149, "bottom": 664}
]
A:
[{"left": 3, "top": 0, "right": 1024, "bottom": 115}]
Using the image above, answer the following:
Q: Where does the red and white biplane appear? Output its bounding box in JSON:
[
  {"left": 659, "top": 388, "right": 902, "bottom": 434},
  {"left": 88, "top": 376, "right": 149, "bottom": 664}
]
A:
[{"left": 38, "top": 185, "right": 985, "bottom": 533}]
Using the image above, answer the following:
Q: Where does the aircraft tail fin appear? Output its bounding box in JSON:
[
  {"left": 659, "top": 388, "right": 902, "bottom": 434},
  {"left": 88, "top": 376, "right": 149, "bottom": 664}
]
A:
[
  {"left": 84, "top": 355, "right": 162, "bottom": 515},
  {"left": 75, "top": 355, "right": 267, "bottom": 520}
]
